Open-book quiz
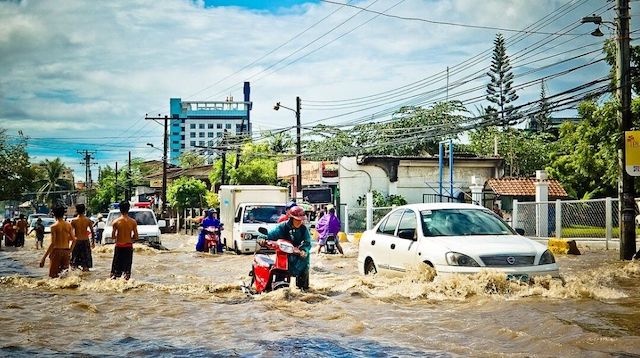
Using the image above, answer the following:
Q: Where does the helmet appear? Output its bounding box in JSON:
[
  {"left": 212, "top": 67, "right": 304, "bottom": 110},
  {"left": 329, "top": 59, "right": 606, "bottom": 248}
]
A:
[
  {"left": 207, "top": 208, "right": 217, "bottom": 214},
  {"left": 285, "top": 201, "right": 297, "bottom": 210},
  {"left": 288, "top": 206, "right": 306, "bottom": 221}
]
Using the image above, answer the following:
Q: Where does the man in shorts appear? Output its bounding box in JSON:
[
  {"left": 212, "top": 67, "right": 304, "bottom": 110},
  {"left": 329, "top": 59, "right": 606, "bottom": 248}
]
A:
[
  {"left": 110, "top": 201, "right": 138, "bottom": 280},
  {"left": 15, "top": 214, "right": 28, "bottom": 247},
  {"left": 40, "top": 206, "right": 75, "bottom": 278},
  {"left": 70, "top": 204, "right": 95, "bottom": 272},
  {"left": 3, "top": 219, "right": 15, "bottom": 247},
  {"left": 28, "top": 217, "right": 45, "bottom": 249}
]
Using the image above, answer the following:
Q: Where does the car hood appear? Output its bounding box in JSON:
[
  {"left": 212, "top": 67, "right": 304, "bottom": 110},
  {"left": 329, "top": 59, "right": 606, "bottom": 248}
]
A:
[
  {"left": 104, "top": 225, "right": 159, "bottom": 235},
  {"left": 428, "top": 235, "right": 546, "bottom": 256}
]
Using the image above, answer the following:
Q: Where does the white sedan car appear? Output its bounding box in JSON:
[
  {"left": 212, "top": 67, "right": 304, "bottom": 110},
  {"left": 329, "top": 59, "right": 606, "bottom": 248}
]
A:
[{"left": 357, "top": 203, "right": 559, "bottom": 281}]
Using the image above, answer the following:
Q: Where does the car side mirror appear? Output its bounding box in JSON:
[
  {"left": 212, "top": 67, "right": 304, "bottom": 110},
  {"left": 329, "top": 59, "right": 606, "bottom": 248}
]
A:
[
  {"left": 258, "top": 227, "right": 268, "bottom": 235},
  {"left": 398, "top": 229, "right": 416, "bottom": 240},
  {"left": 157, "top": 220, "right": 166, "bottom": 228},
  {"left": 515, "top": 228, "right": 525, "bottom": 235}
]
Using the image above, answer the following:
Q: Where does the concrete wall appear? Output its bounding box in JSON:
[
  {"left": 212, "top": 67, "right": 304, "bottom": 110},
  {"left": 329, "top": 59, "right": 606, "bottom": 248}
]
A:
[{"left": 339, "top": 157, "right": 501, "bottom": 208}]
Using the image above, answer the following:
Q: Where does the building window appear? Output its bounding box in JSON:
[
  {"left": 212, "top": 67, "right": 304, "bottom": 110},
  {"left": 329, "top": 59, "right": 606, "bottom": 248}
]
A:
[
  {"left": 225, "top": 123, "right": 231, "bottom": 129},
  {"left": 199, "top": 123, "right": 205, "bottom": 129},
  {"left": 190, "top": 132, "right": 196, "bottom": 138},
  {"left": 172, "top": 140, "right": 179, "bottom": 144},
  {"left": 208, "top": 140, "right": 214, "bottom": 146},
  {"left": 199, "top": 141, "right": 205, "bottom": 146},
  {"left": 217, "top": 123, "right": 222, "bottom": 129},
  {"left": 181, "top": 135, "right": 185, "bottom": 140},
  {"left": 190, "top": 141, "right": 196, "bottom": 146},
  {"left": 199, "top": 132, "right": 205, "bottom": 138},
  {"left": 172, "top": 132, "right": 179, "bottom": 136},
  {"left": 181, "top": 144, "right": 185, "bottom": 149},
  {"left": 217, "top": 132, "right": 222, "bottom": 138},
  {"left": 208, "top": 123, "right": 214, "bottom": 129},
  {"left": 208, "top": 132, "right": 214, "bottom": 138},
  {"left": 190, "top": 123, "right": 196, "bottom": 129}
]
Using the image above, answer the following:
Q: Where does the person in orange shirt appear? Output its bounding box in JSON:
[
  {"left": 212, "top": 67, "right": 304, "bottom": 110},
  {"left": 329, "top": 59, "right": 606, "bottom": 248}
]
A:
[
  {"left": 14, "top": 214, "right": 28, "bottom": 247},
  {"left": 40, "top": 206, "right": 75, "bottom": 278},
  {"left": 110, "top": 201, "right": 138, "bottom": 280},
  {"left": 70, "top": 204, "right": 95, "bottom": 272}
]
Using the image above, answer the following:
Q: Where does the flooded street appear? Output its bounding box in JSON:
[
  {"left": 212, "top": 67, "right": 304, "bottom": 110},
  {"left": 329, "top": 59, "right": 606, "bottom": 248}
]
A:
[{"left": 1, "top": 235, "right": 640, "bottom": 357}]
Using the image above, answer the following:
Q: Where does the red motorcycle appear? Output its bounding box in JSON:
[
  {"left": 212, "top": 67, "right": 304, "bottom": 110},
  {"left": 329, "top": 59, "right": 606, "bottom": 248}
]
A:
[
  {"left": 203, "top": 226, "right": 221, "bottom": 254},
  {"left": 241, "top": 227, "right": 302, "bottom": 294}
]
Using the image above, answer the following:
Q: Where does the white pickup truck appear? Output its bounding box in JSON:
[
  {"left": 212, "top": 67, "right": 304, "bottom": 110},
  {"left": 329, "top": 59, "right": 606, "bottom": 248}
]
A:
[
  {"left": 103, "top": 208, "right": 165, "bottom": 247},
  {"left": 219, "top": 185, "right": 289, "bottom": 254}
]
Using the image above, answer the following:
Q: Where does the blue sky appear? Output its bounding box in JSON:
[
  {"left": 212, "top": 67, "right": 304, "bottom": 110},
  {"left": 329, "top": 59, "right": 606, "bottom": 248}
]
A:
[
  {"left": 203, "top": 0, "right": 319, "bottom": 11},
  {"left": 0, "top": 0, "right": 633, "bottom": 182}
]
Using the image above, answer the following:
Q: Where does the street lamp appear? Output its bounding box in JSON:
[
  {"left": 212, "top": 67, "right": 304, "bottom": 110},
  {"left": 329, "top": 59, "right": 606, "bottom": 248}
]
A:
[
  {"left": 582, "top": 2, "right": 635, "bottom": 259},
  {"left": 273, "top": 97, "right": 302, "bottom": 201}
]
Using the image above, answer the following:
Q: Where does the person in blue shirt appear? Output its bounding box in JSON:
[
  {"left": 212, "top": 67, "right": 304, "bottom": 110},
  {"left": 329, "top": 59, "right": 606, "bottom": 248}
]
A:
[
  {"left": 258, "top": 206, "right": 311, "bottom": 290},
  {"left": 196, "top": 208, "right": 222, "bottom": 252}
]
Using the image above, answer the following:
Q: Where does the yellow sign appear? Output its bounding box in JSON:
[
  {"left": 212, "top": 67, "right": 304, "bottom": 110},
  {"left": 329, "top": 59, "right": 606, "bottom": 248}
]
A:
[{"left": 625, "top": 131, "right": 640, "bottom": 176}]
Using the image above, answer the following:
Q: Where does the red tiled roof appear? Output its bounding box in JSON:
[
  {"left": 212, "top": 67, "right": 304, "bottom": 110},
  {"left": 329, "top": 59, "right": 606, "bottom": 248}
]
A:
[{"left": 485, "top": 178, "right": 569, "bottom": 198}]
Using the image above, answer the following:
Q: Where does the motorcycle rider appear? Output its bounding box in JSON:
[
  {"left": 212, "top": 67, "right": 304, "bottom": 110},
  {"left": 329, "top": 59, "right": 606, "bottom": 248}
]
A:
[
  {"left": 277, "top": 201, "right": 298, "bottom": 223},
  {"left": 315, "top": 206, "right": 343, "bottom": 255},
  {"left": 258, "top": 206, "right": 311, "bottom": 290},
  {"left": 196, "top": 208, "right": 222, "bottom": 252}
]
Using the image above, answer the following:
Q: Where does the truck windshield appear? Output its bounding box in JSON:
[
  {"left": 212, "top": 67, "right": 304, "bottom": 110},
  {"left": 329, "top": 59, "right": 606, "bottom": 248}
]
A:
[
  {"left": 107, "top": 211, "right": 157, "bottom": 226},
  {"left": 243, "top": 205, "right": 286, "bottom": 224}
]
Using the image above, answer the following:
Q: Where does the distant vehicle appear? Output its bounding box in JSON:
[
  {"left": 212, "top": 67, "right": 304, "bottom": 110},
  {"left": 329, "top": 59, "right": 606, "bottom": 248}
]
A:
[
  {"left": 29, "top": 218, "right": 55, "bottom": 234},
  {"left": 102, "top": 208, "right": 165, "bottom": 246},
  {"left": 219, "top": 185, "right": 289, "bottom": 255},
  {"left": 28, "top": 213, "right": 49, "bottom": 225},
  {"left": 357, "top": 203, "right": 560, "bottom": 281}
]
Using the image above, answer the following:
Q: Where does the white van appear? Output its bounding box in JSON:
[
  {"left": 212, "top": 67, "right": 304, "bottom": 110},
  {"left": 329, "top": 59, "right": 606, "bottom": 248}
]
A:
[{"left": 103, "top": 208, "right": 165, "bottom": 246}]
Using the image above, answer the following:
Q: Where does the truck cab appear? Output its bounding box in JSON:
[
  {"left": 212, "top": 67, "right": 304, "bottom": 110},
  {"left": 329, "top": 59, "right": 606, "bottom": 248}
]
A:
[
  {"left": 218, "top": 185, "right": 289, "bottom": 254},
  {"left": 231, "top": 203, "right": 286, "bottom": 254}
]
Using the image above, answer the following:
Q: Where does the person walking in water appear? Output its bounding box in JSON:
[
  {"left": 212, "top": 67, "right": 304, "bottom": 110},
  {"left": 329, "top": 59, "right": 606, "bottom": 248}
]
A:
[
  {"left": 110, "top": 201, "right": 138, "bottom": 280},
  {"left": 3, "top": 218, "right": 15, "bottom": 247},
  {"left": 28, "top": 217, "right": 45, "bottom": 249},
  {"left": 40, "top": 206, "right": 75, "bottom": 278},
  {"left": 14, "top": 214, "right": 28, "bottom": 247},
  {"left": 94, "top": 214, "right": 105, "bottom": 245},
  {"left": 70, "top": 204, "right": 94, "bottom": 272}
]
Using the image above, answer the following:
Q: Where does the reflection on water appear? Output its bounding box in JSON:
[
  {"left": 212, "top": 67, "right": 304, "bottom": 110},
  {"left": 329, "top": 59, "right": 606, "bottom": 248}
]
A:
[{"left": 0, "top": 234, "right": 639, "bottom": 356}]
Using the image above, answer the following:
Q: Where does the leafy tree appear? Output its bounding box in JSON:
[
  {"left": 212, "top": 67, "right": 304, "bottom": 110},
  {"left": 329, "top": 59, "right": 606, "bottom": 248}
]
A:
[
  {"left": 467, "top": 126, "right": 555, "bottom": 177},
  {"left": 209, "top": 142, "right": 280, "bottom": 186},
  {"left": 0, "top": 129, "right": 37, "bottom": 201},
  {"left": 205, "top": 191, "right": 219, "bottom": 208},
  {"left": 603, "top": 39, "right": 640, "bottom": 95},
  {"left": 35, "top": 158, "right": 73, "bottom": 207},
  {"left": 178, "top": 151, "right": 206, "bottom": 168},
  {"left": 356, "top": 190, "right": 407, "bottom": 207},
  {"left": 545, "top": 99, "right": 633, "bottom": 199},
  {"left": 265, "top": 130, "right": 294, "bottom": 153},
  {"left": 89, "top": 165, "right": 118, "bottom": 213},
  {"left": 167, "top": 177, "right": 207, "bottom": 210},
  {"left": 486, "top": 33, "right": 519, "bottom": 125}
]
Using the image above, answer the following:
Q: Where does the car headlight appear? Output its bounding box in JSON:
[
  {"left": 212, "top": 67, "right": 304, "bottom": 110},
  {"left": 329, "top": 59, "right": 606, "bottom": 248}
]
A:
[
  {"left": 539, "top": 250, "right": 556, "bottom": 265},
  {"left": 445, "top": 252, "right": 480, "bottom": 267}
]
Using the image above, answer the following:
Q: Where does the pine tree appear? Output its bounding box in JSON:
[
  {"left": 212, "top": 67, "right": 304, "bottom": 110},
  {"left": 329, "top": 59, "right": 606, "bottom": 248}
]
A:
[
  {"left": 534, "top": 79, "right": 551, "bottom": 133},
  {"left": 486, "top": 33, "right": 519, "bottom": 126}
]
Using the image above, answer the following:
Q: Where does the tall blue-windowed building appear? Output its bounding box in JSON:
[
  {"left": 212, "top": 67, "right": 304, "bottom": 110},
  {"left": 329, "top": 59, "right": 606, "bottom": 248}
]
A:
[{"left": 169, "top": 82, "right": 252, "bottom": 165}]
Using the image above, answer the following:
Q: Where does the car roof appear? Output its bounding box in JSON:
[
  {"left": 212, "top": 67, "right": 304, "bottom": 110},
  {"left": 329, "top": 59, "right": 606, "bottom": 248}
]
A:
[
  {"left": 394, "top": 203, "right": 490, "bottom": 211},
  {"left": 108, "top": 208, "right": 154, "bottom": 213}
]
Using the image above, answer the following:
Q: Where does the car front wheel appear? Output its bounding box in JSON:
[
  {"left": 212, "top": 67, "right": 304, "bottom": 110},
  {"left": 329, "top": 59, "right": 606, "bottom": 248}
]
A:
[{"left": 364, "top": 258, "right": 377, "bottom": 275}]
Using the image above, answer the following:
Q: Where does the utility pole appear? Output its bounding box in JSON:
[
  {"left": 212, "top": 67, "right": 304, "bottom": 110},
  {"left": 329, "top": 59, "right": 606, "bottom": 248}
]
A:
[
  {"left": 78, "top": 149, "right": 96, "bottom": 206},
  {"left": 221, "top": 130, "right": 228, "bottom": 186},
  {"left": 296, "top": 96, "right": 302, "bottom": 200},
  {"left": 617, "top": 0, "right": 635, "bottom": 260},
  {"left": 145, "top": 114, "right": 169, "bottom": 216},
  {"left": 115, "top": 162, "right": 119, "bottom": 202},
  {"left": 125, "top": 151, "right": 131, "bottom": 202}
]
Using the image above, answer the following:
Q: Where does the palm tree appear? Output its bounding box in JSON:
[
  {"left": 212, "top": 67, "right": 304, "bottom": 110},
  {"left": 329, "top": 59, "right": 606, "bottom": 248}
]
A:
[
  {"left": 266, "top": 131, "right": 294, "bottom": 153},
  {"left": 36, "top": 158, "right": 71, "bottom": 207}
]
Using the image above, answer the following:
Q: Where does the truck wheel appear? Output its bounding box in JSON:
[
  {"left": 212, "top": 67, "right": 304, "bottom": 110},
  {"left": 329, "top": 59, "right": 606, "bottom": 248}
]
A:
[{"left": 234, "top": 241, "right": 241, "bottom": 255}]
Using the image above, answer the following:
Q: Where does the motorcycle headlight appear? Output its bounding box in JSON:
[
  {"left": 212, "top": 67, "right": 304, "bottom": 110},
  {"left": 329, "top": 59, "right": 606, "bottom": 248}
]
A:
[
  {"left": 445, "top": 252, "right": 480, "bottom": 267},
  {"left": 539, "top": 250, "right": 556, "bottom": 265}
]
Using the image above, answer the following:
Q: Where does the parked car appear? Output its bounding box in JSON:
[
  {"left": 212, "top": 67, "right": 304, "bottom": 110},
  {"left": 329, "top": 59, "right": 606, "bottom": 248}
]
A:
[
  {"left": 102, "top": 208, "right": 165, "bottom": 246},
  {"left": 27, "top": 213, "right": 49, "bottom": 225},
  {"left": 29, "top": 218, "right": 56, "bottom": 234},
  {"left": 357, "top": 203, "right": 559, "bottom": 281}
]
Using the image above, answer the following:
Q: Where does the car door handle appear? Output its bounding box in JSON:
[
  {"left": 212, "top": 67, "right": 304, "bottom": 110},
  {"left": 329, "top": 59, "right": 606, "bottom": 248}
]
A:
[{"left": 391, "top": 243, "right": 395, "bottom": 249}]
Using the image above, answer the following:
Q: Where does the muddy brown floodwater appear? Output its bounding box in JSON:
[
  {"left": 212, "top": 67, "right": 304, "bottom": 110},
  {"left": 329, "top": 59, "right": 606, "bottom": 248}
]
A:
[{"left": 0, "top": 234, "right": 639, "bottom": 357}]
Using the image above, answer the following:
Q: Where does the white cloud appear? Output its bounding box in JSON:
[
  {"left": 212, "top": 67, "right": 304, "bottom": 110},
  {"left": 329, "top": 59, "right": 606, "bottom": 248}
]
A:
[{"left": 0, "top": 0, "right": 625, "bottom": 178}]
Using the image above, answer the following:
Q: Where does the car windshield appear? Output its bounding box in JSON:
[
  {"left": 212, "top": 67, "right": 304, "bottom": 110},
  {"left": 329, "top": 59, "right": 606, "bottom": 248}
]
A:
[
  {"left": 243, "top": 205, "right": 286, "bottom": 224},
  {"left": 31, "top": 219, "right": 55, "bottom": 228},
  {"left": 107, "top": 211, "right": 156, "bottom": 226},
  {"left": 420, "top": 209, "right": 515, "bottom": 236}
]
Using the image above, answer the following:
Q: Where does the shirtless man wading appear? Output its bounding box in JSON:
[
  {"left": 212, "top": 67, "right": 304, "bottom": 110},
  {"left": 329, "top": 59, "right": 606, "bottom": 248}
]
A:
[
  {"left": 70, "top": 204, "right": 95, "bottom": 272},
  {"left": 40, "top": 206, "right": 75, "bottom": 278},
  {"left": 110, "top": 201, "right": 138, "bottom": 280}
]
